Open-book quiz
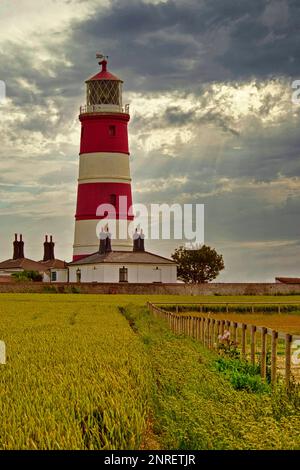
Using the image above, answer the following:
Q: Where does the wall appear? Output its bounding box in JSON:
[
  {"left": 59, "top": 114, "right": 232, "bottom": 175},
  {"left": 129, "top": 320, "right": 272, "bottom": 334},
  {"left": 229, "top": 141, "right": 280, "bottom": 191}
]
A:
[
  {"left": 1, "top": 282, "right": 300, "bottom": 294},
  {"left": 50, "top": 269, "right": 68, "bottom": 283},
  {"left": 67, "top": 264, "right": 177, "bottom": 283}
]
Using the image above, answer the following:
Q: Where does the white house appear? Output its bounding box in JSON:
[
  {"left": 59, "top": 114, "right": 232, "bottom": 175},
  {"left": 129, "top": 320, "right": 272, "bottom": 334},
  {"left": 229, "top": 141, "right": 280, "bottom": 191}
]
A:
[{"left": 50, "top": 250, "right": 177, "bottom": 284}]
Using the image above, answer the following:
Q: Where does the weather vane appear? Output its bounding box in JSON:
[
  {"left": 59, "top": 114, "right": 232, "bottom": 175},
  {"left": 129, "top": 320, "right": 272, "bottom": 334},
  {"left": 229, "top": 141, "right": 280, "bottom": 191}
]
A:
[{"left": 96, "top": 53, "right": 108, "bottom": 61}]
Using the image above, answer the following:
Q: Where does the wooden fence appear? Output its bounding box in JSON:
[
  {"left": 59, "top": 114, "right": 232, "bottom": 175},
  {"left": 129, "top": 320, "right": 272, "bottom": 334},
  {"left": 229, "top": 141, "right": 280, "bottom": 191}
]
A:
[{"left": 147, "top": 302, "right": 300, "bottom": 389}]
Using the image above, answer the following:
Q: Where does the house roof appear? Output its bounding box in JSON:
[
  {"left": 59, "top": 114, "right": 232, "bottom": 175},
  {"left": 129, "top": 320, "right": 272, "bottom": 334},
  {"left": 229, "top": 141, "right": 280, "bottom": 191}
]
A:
[
  {"left": 38, "top": 259, "right": 67, "bottom": 269},
  {"left": 0, "top": 258, "right": 49, "bottom": 272},
  {"left": 68, "top": 250, "right": 175, "bottom": 266},
  {"left": 275, "top": 277, "right": 300, "bottom": 284}
]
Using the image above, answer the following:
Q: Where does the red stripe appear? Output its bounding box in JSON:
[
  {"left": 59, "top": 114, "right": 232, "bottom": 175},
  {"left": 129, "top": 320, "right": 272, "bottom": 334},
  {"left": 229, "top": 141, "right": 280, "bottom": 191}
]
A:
[
  {"left": 80, "top": 114, "right": 130, "bottom": 154},
  {"left": 72, "top": 254, "right": 90, "bottom": 261},
  {"left": 75, "top": 182, "right": 133, "bottom": 220}
]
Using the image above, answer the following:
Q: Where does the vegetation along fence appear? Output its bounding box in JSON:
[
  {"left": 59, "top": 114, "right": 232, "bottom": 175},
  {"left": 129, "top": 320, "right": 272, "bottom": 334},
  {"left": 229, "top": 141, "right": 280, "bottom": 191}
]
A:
[{"left": 147, "top": 302, "right": 300, "bottom": 389}]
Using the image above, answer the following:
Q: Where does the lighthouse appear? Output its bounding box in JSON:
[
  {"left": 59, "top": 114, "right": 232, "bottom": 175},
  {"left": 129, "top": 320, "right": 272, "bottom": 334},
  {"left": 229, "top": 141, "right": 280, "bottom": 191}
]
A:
[{"left": 73, "top": 56, "right": 134, "bottom": 260}]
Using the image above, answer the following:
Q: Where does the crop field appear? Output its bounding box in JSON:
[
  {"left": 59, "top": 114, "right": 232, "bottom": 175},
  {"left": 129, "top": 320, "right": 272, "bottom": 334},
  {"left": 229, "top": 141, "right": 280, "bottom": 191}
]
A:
[
  {"left": 187, "top": 312, "right": 300, "bottom": 335},
  {"left": 0, "top": 293, "right": 300, "bottom": 450},
  {"left": 0, "top": 295, "right": 151, "bottom": 449}
]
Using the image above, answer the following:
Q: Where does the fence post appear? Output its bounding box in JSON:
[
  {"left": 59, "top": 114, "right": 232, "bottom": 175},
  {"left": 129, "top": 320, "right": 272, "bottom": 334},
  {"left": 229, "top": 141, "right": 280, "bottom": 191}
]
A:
[
  {"left": 260, "top": 327, "right": 267, "bottom": 380},
  {"left": 196, "top": 317, "right": 200, "bottom": 340},
  {"left": 250, "top": 325, "right": 256, "bottom": 365},
  {"left": 226, "top": 303, "right": 228, "bottom": 313},
  {"left": 285, "top": 333, "right": 292, "bottom": 390},
  {"left": 204, "top": 318, "right": 208, "bottom": 347},
  {"left": 207, "top": 318, "right": 211, "bottom": 348},
  {"left": 271, "top": 330, "right": 278, "bottom": 386},
  {"left": 278, "top": 304, "right": 281, "bottom": 314},
  {"left": 233, "top": 322, "right": 237, "bottom": 344},
  {"left": 211, "top": 319, "right": 216, "bottom": 349},
  {"left": 176, "top": 305, "right": 179, "bottom": 314},
  {"left": 220, "top": 320, "right": 225, "bottom": 335},
  {"left": 200, "top": 317, "right": 204, "bottom": 342},
  {"left": 203, "top": 318, "right": 207, "bottom": 346},
  {"left": 241, "top": 324, "right": 247, "bottom": 360},
  {"left": 216, "top": 320, "right": 220, "bottom": 342}
]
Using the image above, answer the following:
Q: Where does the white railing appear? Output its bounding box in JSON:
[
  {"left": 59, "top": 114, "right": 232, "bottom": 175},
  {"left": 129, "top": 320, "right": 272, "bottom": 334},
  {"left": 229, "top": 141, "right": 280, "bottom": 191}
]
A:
[{"left": 80, "top": 104, "right": 130, "bottom": 114}]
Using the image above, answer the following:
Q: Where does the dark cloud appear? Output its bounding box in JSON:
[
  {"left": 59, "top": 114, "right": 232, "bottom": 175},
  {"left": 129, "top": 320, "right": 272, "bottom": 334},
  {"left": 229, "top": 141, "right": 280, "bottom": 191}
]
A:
[{"left": 65, "top": 0, "right": 300, "bottom": 91}]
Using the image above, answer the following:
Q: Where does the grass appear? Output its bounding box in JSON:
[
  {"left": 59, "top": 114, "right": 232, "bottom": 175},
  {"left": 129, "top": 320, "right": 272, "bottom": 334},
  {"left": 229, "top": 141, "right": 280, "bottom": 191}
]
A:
[{"left": 0, "top": 293, "right": 300, "bottom": 450}]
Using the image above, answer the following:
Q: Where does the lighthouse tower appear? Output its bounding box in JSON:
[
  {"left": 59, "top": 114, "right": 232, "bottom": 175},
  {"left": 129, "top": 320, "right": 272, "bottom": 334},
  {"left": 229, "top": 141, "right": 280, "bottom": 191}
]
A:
[{"left": 73, "top": 56, "right": 133, "bottom": 261}]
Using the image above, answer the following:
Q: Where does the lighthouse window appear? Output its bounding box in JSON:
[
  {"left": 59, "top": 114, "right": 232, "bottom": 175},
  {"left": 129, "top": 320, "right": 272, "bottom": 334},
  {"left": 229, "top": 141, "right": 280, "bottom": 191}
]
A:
[{"left": 109, "top": 125, "right": 116, "bottom": 136}]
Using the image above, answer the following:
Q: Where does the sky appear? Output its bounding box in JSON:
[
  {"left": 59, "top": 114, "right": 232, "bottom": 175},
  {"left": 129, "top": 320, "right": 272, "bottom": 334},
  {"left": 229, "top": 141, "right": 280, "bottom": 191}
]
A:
[{"left": 0, "top": 0, "right": 300, "bottom": 281}]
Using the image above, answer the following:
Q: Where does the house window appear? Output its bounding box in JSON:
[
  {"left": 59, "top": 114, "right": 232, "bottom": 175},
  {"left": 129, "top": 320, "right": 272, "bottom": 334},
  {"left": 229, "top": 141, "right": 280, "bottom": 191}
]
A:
[
  {"left": 76, "top": 268, "right": 81, "bottom": 283},
  {"left": 109, "top": 125, "right": 116, "bottom": 136},
  {"left": 119, "top": 266, "right": 128, "bottom": 282},
  {"left": 110, "top": 194, "right": 117, "bottom": 207},
  {"left": 51, "top": 271, "right": 57, "bottom": 282}
]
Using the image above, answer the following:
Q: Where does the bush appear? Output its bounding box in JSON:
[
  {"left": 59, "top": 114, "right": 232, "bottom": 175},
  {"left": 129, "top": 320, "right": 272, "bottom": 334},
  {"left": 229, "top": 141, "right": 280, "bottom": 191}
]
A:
[
  {"left": 43, "top": 285, "right": 57, "bottom": 293},
  {"left": 12, "top": 270, "right": 43, "bottom": 282},
  {"left": 214, "top": 357, "right": 270, "bottom": 393}
]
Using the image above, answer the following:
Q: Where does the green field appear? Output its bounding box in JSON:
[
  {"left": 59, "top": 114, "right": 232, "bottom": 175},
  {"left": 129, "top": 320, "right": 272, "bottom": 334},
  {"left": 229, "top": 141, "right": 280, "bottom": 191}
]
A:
[{"left": 0, "top": 294, "right": 300, "bottom": 450}]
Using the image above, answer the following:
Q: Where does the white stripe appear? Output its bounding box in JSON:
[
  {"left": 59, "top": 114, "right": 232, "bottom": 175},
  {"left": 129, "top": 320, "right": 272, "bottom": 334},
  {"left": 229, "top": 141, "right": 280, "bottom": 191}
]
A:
[
  {"left": 78, "top": 177, "right": 132, "bottom": 184},
  {"left": 79, "top": 152, "right": 131, "bottom": 181}
]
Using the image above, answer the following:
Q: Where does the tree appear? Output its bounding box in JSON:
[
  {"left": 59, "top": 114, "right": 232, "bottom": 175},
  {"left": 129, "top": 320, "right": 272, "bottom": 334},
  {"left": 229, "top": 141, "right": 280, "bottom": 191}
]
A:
[{"left": 171, "top": 245, "right": 225, "bottom": 283}]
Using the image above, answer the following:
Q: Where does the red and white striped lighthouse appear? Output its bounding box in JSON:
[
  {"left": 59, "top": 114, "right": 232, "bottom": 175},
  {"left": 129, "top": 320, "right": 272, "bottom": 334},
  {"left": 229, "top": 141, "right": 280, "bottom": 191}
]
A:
[{"left": 73, "top": 56, "right": 134, "bottom": 261}]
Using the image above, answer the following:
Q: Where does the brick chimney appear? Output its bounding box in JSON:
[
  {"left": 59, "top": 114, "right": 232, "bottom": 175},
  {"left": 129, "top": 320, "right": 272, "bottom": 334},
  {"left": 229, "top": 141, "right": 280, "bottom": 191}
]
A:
[
  {"left": 43, "top": 235, "right": 50, "bottom": 261},
  {"left": 43, "top": 235, "right": 55, "bottom": 261},
  {"left": 49, "top": 235, "right": 55, "bottom": 260},
  {"left": 19, "top": 234, "right": 24, "bottom": 258},
  {"left": 13, "top": 233, "right": 19, "bottom": 260}
]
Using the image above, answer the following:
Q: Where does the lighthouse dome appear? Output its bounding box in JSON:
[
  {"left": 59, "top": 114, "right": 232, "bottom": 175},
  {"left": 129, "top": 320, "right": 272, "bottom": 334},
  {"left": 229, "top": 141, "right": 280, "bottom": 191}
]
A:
[{"left": 85, "top": 58, "right": 123, "bottom": 109}]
